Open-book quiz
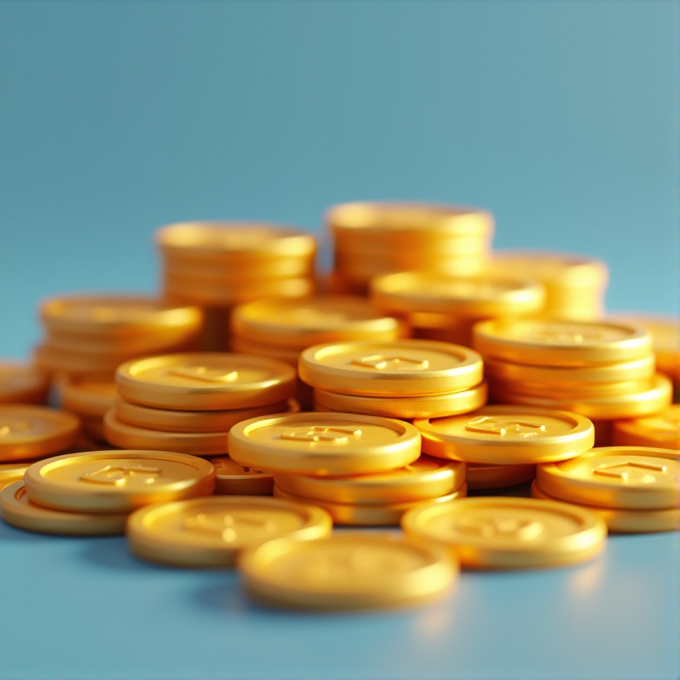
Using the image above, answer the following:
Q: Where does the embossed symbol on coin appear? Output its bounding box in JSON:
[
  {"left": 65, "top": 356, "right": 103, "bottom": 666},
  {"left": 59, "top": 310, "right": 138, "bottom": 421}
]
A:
[
  {"left": 167, "top": 366, "right": 239, "bottom": 383},
  {"left": 455, "top": 516, "right": 544, "bottom": 540},
  {"left": 280, "top": 426, "right": 362, "bottom": 444},
  {"left": 80, "top": 465, "right": 162, "bottom": 486},
  {"left": 592, "top": 461, "right": 669, "bottom": 484},
  {"left": 465, "top": 416, "right": 547, "bottom": 438},
  {"left": 0, "top": 419, "right": 33, "bottom": 437},
  {"left": 351, "top": 355, "right": 429, "bottom": 371},
  {"left": 184, "top": 512, "right": 277, "bottom": 542}
]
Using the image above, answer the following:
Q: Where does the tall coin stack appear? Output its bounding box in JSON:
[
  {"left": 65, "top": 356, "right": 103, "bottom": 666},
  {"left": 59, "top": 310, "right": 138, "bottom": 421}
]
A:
[{"left": 156, "top": 222, "right": 317, "bottom": 350}]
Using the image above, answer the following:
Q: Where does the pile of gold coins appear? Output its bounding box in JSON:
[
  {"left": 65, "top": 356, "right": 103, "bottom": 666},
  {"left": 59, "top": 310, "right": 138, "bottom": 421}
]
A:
[{"left": 57, "top": 374, "right": 117, "bottom": 442}]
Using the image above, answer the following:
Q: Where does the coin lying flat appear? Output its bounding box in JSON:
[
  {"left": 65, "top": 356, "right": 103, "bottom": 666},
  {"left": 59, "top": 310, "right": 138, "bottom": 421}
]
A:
[
  {"left": 24, "top": 450, "right": 215, "bottom": 513},
  {"left": 209, "top": 456, "right": 274, "bottom": 496},
  {"left": 536, "top": 446, "right": 680, "bottom": 510},
  {"left": 228, "top": 413, "right": 421, "bottom": 476},
  {"left": 127, "top": 495, "right": 331, "bottom": 567},
  {"left": 58, "top": 374, "right": 117, "bottom": 418},
  {"left": 465, "top": 462, "right": 536, "bottom": 490},
  {"left": 239, "top": 531, "right": 457, "bottom": 609},
  {"left": 0, "top": 462, "right": 30, "bottom": 491},
  {"left": 0, "top": 362, "right": 49, "bottom": 405},
  {"left": 0, "top": 481, "right": 128, "bottom": 535},
  {"left": 402, "top": 497, "right": 607, "bottom": 569},
  {"left": 612, "top": 405, "right": 680, "bottom": 449}
]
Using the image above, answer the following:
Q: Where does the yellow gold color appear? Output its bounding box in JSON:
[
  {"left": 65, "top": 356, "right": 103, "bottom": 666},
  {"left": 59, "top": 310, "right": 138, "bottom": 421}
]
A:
[
  {"left": 536, "top": 446, "right": 680, "bottom": 510},
  {"left": 612, "top": 405, "right": 680, "bottom": 449},
  {"left": 0, "top": 462, "right": 30, "bottom": 490},
  {"left": 57, "top": 374, "right": 117, "bottom": 418},
  {"left": 116, "top": 353, "right": 296, "bottom": 410},
  {"left": 24, "top": 450, "right": 215, "bottom": 513},
  {"left": 127, "top": 495, "right": 331, "bottom": 567},
  {"left": 491, "top": 377, "right": 653, "bottom": 399},
  {"left": 0, "top": 481, "right": 128, "bottom": 535},
  {"left": 415, "top": 405, "right": 593, "bottom": 464},
  {"left": 239, "top": 531, "right": 457, "bottom": 609},
  {"left": 229, "top": 337, "right": 301, "bottom": 366},
  {"left": 402, "top": 496, "right": 606, "bottom": 569},
  {"left": 34, "top": 344, "right": 137, "bottom": 376},
  {"left": 466, "top": 462, "right": 536, "bottom": 490},
  {"left": 163, "top": 255, "right": 314, "bottom": 280},
  {"left": 299, "top": 340, "right": 483, "bottom": 396},
  {"left": 0, "top": 362, "right": 49, "bottom": 405},
  {"left": 209, "top": 456, "right": 274, "bottom": 495},
  {"left": 228, "top": 412, "right": 421, "bottom": 476}
]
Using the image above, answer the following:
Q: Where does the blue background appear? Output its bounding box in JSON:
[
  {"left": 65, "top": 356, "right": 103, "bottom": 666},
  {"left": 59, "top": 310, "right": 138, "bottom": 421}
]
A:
[{"left": 0, "top": 2, "right": 678, "bottom": 679}]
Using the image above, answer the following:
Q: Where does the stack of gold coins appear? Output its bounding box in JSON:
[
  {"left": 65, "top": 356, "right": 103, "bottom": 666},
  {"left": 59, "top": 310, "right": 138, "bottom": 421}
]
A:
[
  {"left": 156, "top": 222, "right": 317, "bottom": 350},
  {"left": 0, "top": 362, "right": 50, "bottom": 405},
  {"left": 0, "top": 450, "right": 215, "bottom": 536},
  {"left": 326, "top": 203, "right": 494, "bottom": 294},
  {"left": 489, "top": 250, "right": 609, "bottom": 320},
  {"left": 370, "top": 272, "right": 545, "bottom": 346},
  {"left": 105, "top": 353, "right": 298, "bottom": 462},
  {"left": 56, "top": 374, "right": 117, "bottom": 443},
  {"left": 612, "top": 404, "right": 680, "bottom": 450},
  {"left": 474, "top": 319, "right": 672, "bottom": 445},
  {"left": 533, "top": 446, "right": 680, "bottom": 533},
  {"left": 300, "top": 339, "right": 487, "bottom": 419},
  {"left": 228, "top": 412, "right": 463, "bottom": 526},
  {"left": 34, "top": 295, "right": 203, "bottom": 378}
]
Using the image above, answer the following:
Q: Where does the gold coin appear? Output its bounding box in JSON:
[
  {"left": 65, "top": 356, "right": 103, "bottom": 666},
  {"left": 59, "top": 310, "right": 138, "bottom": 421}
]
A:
[
  {"left": 299, "top": 340, "right": 483, "bottom": 396},
  {"left": 415, "top": 405, "right": 594, "bottom": 464},
  {"left": 231, "top": 296, "right": 407, "bottom": 348},
  {"left": 473, "top": 319, "right": 651, "bottom": 366},
  {"left": 491, "top": 377, "right": 653, "bottom": 400},
  {"left": 536, "top": 446, "right": 680, "bottom": 509},
  {"left": 274, "top": 455, "right": 465, "bottom": 505},
  {"left": 57, "top": 374, "right": 117, "bottom": 418},
  {"left": 239, "top": 531, "right": 457, "bottom": 609},
  {"left": 229, "top": 337, "right": 300, "bottom": 366},
  {"left": 34, "top": 344, "right": 132, "bottom": 376},
  {"left": 0, "top": 405, "right": 80, "bottom": 462},
  {"left": 531, "top": 481, "right": 680, "bottom": 534},
  {"left": 228, "top": 412, "right": 421, "bottom": 476},
  {"left": 612, "top": 405, "right": 680, "bottom": 449},
  {"left": 402, "top": 496, "right": 606, "bottom": 569},
  {"left": 491, "top": 373, "right": 672, "bottom": 420},
  {"left": 466, "top": 462, "right": 536, "bottom": 490},
  {"left": 208, "top": 456, "right": 274, "bottom": 495},
  {"left": 163, "top": 253, "right": 314, "bottom": 279},
  {"left": 0, "top": 362, "right": 49, "bottom": 405},
  {"left": 24, "top": 450, "right": 215, "bottom": 513},
  {"left": 0, "top": 481, "right": 128, "bottom": 535},
  {"left": 0, "top": 462, "right": 30, "bottom": 490},
  {"left": 127, "top": 495, "right": 331, "bottom": 567},
  {"left": 116, "top": 353, "right": 296, "bottom": 410}
]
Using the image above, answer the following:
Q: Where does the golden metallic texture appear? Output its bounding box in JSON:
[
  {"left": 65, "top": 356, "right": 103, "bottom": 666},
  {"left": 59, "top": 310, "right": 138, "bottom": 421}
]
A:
[
  {"left": 57, "top": 374, "right": 117, "bottom": 418},
  {"left": 370, "top": 272, "right": 544, "bottom": 318},
  {"left": 536, "top": 446, "right": 680, "bottom": 510},
  {"left": 116, "top": 353, "right": 296, "bottom": 410},
  {"left": 274, "top": 455, "right": 465, "bottom": 505},
  {"left": 313, "top": 383, "right": 487, "bottom": 419},
  {"left": 0, "top": 462, "right": 30, "bottom": 491},
  {"left": 239, "top": 531, "right": 457, "bottom": 609},
  {"left": 229, "top": 337, "right": 301, "bottom": 366},
  {"left": 491, "top": 373, "right": 672, "bottom": 420},
  {"left": 24, "top": 450, "right": 215, "bottom": 513},
  {"left": 34, "top": 344, "right": 135, "bottom": 376},
  {"left": 231, "top": 296, "right": 407, "bottom": 348},
  {"left": 127, "top": 495, "right": 331, "bottom": 567},
  {"left": 612, "top": 405, "right": 680, "bottom": 449},
  {"left": 466, "top": 462, "right": 536, "bottom": 490},
  {"left": 0, "top": 481, "right": 128, "bottom": 536},
  {"left": 299, "top": 340, "right": 483, "bottom": 397},
  {"left": 208, "top": 456, "right": 274, "bottom": 495},
  {"left": 473, "top": 319, "right": 651, "bottom": 366},
  {"left": 0, "top": 362, "right": 49, "bottom": 405},
  {"left": 0, "top": 405, "right": 80, "bottom": 462},
  {"left": 415, "top": 405, "right": 594, "bottom": 465},
  {"left": 490, "top": 377, "right": 653, "bottom": 399},
  {"left": 530, "top": 481, "right": 680, "bottom": 534},
  {"left": 162, "top": 253, "right": 314, "bottom": 280},
  {"left": 402, "top": 496, "right": 606, "bottom": 569},
  {"left": 228, "top": 412, "right": 421, "bottom": 476},
  {"left": 335, "top": 234, "right": 489, "bottom": 257}
]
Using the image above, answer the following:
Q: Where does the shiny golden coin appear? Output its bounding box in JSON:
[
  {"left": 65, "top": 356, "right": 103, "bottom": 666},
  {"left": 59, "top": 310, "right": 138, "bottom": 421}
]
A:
[
  {"left": 114, "top": 398, "right": 294, "bottom": 433},
  {"left": 473, "top": 319, "right": 651, "bottom": 366},
  {"left": 34, "top": 344, "right": 132, "bottom": 376},
  {"left": 239, "top": 531, "right": 457, "bottom": 609},
  {"left": 274, "top": 455, "right": 465, "bottom": 505},
  {"left": 402, "top": 496, "right": 606, "bottom": 569},
  {"left": 491, "top": 377, "right": 653, "bottom": 400},
  {"left": 127, "top": 495, "right": 331, "bottom": 567},
  {"left": 228, "top": 412, "right": 421, "bottom": 476},
  {"left": 530, "top": 481, "right": 680, "bottom": 534},
  {"left": 24, "top": 450, "right": 215, "bottom": 513},
  {"left": 0, "top": 462, "right": 30, "bottom": 490},
  {"left": 370, "top": 272, "right": 544, "bottom": 318},
  {"left": 313, "top": 383, "right": 487, "bottom": 419},
  {"left": 415, "top": 405, "right": 594, "bottom": 465},
  {"left": 229, "top": 337, "right": 300, "bottom": 366},
  {"left": 116, "top": 353, "right": 296, "bottom": 410},
  {"left": 208, "top": 456, "right": 274, "bottom": 495},
  {"left": 466, "top": 462, "right": 536, "bottom": 490},
  {"left": 536, "top": 446, "right": 680, "bottom": 510},
  {"left": 0, "top": 362, "right": 49, "bottom": 405},
  {"left": 0, "top": 405, "right": 80, "bottom": 462},
  {"left": 612, "top": 405, "right": 680, "bottom": 449},
  {"left": 103, "top": 410, "right": 229, "bottom": 455},
  {"left": 163, "top": 253, "right": 314, "bottom": 280},
  {"left": 491, "top": 373, "right": 672, "bottom": 420},
  {"left": 0, "top": 481, "right": 128, "bottom": 535},
  {"left": 299, "top": 340, "right": 483, "bottom": 396},
  {"left": 231, "top": 296, "right": 407, "bottom": 348},
  {"left": 57, "top": 374, "right": 117, "bottom": 418}
]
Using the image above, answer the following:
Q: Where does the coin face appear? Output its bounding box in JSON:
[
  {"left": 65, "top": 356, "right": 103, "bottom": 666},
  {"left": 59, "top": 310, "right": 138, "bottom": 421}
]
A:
[
  {"left": 612, "top": 405, "right": 680, "bottom": 449},
  {"left": 126, "top": 496, "right": 331, "bottom": 567},
  {"left": 239, "top": 532, "right": 457, "bottom": 609},
  {"left": 228, "top": 413, "right": 421, "bottom": 475},
  {"left": 536, "top": 446, "right": 680, "bottom": 510},
  {"left": 401, "top": 497, "right": 607, "bottom": 569},
  {"left": 23, "top": 450, "right": 215, "bottom": 512},
  {"left": 0, "top": 363, "right": 49, "bottom": 405},
  {"left": 415, "top": 405, "right": 594, "bottom": 464}
]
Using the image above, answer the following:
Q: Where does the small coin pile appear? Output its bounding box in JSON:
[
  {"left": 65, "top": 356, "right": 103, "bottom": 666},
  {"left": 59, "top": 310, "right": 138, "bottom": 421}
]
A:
[
  {"left": 300, "top": 339, "right": 487, "bottom": 419},
  {"left": 0, "top": 362, "right": 50, "bottom": 405}
]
